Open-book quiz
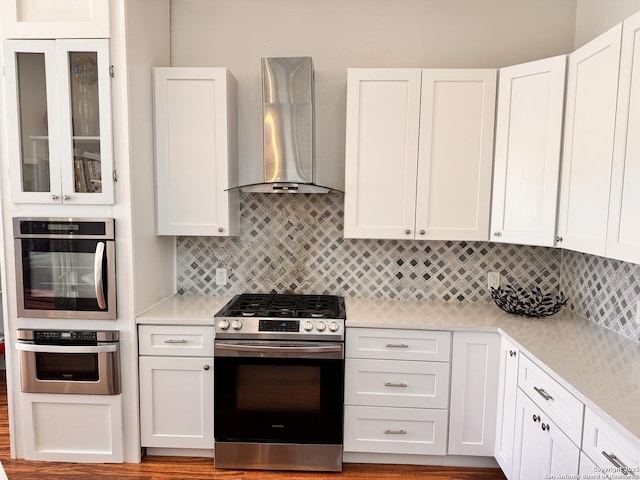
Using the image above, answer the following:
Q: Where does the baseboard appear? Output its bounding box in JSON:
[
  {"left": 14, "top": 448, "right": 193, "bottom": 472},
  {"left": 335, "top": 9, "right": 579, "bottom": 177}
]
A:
[
  {"left": 343, "top": 452, "right": 500, "bottom": 469},
  {"left": 145, "top": 447, "right": 215, "bottom": 458}
]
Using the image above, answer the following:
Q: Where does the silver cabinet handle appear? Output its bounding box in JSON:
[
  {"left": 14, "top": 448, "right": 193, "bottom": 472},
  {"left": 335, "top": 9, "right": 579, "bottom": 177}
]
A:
[
  {"left": 94, "top": 241, "right": 107, "bottom": 309},
  {"left": 63, "top": 194, "right": 71, "bottom": 200},
  {"left": 164, "top": 339, "right": 188, "bottom": 344},
  {"left": 419, "top": 229, "right": 425, "bottom": 235},
  {"left": 541, "top": 423, "right": 550, "bottom": 432},
  {"left": 384, "top": 382, "right": 407, "bottom": 388},
  {"left": 494, "top": 231, "right": 502, "bottom": 237},
  {"left": 532, "top": 414, "right": 540, "bottom": 422},
  {"left": 384, "top": 429, "right": 407, "bottom": 435},
  {"left": 405, "top": 229, "right": 411, "bottom": 235},
  {"left": 533, "top": 386, "right": 554, "bottom": 401},
  {"left": 51, "top": 194, "right": 59, "bottom": 201},
  {"left": 218, "top": 227, "right": 223, "bottom": 233},
  {"left": 385, "top": 343, "right": 409, "bottom": 348},
  {"left": 602, "top": 451, "right": 631, "bottom": 475},
  {"left": 203, "top": 365, "right": 210, "bottom": 371}
]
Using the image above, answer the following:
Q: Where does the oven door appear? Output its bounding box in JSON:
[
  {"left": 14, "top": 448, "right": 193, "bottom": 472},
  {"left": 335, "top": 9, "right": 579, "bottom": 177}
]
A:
[
  {"left": 15, "top": 236, "right": 116, "bottom": 319},
  {"left": 214, "top": 340, "right": 344, "bottom": 445}
]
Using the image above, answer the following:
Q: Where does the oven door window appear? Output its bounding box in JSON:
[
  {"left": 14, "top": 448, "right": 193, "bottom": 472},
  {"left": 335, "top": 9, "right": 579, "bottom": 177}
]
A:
[
  {"left": 20, "top": 238, "right": 109, "bottom": 312},
  {"left": 215, "top": 357, "right": 344, "bottom": 444},
  {"left": 35, "top": 352, "right": 99, "bottom": 382}
]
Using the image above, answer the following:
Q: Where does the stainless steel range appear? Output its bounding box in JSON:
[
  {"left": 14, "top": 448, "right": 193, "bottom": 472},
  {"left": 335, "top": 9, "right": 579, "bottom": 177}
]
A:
[{"left": 213, "top": 293, "right": 346, "bottom": 472}]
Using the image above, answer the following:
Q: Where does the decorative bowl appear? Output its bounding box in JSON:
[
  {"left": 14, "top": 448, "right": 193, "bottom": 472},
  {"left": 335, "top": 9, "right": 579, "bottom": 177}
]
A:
[{"left": 490, "top": 285, "right": 568, "bottom": 318}]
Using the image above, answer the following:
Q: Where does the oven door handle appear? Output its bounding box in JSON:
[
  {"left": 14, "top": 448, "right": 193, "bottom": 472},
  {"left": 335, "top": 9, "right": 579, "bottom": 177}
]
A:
[
  {"left": 214, "top": 342, "right": 344, "bottom": 359},
  {"left": 15, "top": 342, "right": 118, "bottom": 354},
  {"left": 94, "top": 241, "right": 107, "bottom": 309}
]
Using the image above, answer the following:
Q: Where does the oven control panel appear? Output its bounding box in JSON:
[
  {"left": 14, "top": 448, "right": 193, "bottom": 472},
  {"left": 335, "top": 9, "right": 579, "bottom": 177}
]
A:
[
  {"left": 216, "top": 317, "right": 344, "bottom": 340},
  {"left": 259, "top": 319, "right": 299, "bottom": 332}
]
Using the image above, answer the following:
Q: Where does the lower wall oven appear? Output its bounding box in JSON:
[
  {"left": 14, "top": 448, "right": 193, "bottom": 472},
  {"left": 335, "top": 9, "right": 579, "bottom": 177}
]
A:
[
  {"left": 214, "top": 339, "right": 345, "bottom": 472},
  {"left": 16, "top": 328, "right": 120, "bottom": 395}
]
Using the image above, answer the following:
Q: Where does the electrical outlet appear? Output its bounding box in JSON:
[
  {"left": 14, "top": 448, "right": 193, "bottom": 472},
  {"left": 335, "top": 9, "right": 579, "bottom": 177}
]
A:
[
  {"left": 635, "top": 300, "right": 640, "bottom": 325},
  {"left": 216, "top": 268, "right": 228, "bottom": 286},
  {"left": 488, "top": 272, "right": 500, "bottom": 290}
]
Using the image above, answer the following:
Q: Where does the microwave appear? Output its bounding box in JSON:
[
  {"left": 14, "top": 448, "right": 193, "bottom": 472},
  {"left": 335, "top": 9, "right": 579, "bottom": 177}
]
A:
[{"left": 14, "top": 218, "right": 116, "bottom": 320}]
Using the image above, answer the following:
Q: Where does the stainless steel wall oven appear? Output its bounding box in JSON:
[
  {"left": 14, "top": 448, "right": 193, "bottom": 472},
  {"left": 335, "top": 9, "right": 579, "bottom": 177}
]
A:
[
  {"left": 214, "top": 294, "right": 346, "bottom": 472},
  {"left": 14, "top": 217, "right": 116, "bottom": 319},
  {"left": 16, "top": 329, "right": 120, "bottom": 395}
]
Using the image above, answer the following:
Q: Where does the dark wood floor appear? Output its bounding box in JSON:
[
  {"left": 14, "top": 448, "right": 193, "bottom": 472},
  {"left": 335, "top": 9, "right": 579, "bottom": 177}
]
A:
[{"left": 0, "top": 370, "right": 506, "bottom": 479}]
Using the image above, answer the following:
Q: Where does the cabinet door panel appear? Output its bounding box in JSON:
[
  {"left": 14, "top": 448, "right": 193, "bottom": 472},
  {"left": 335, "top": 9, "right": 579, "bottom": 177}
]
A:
[
  {"left": 558, "top": 24, "right": 622, "bottom": 255},
  {"left": 495, "top": 338, "right": 519, "bottom": 478},
  {"left": 344, "top": 69, "right": 421, "bottom": 239},
  {"left": 607, "top": 11, "right": 640, "bottom": 264},
  {"left": 491, "top": 56, "right": 566, "bottom": 247},
  {"left": 415, "top": 69, "right": 496, "bottom": 241}
]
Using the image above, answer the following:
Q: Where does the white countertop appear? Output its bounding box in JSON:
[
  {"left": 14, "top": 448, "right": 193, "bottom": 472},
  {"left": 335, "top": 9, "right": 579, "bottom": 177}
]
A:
[{"left": 137, "top": 294, "right": 640, "bottom": 447}]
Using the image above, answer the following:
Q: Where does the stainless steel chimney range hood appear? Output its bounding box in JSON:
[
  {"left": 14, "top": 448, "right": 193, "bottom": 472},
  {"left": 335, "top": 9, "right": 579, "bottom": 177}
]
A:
[{"left": 236, "top": 57, "right": 339, "bottom": 194}]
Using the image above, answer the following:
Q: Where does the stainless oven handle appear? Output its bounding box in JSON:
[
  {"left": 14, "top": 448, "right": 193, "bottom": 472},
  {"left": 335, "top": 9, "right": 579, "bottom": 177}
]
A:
[
  {"left": 15, "top": 342, "right": 118, "bottom": 354},
  {"left": 214, "top": 342, "right": 343, "bottom": 358},
  {"left": 94, "top": 241, "right": 107, "bottom": 309}
]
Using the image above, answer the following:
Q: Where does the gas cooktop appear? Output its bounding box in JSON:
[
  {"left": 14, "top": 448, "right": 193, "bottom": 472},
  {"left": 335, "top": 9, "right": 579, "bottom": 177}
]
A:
[{"left": 214, "top": 293, "right": 346, "bottom": 340}]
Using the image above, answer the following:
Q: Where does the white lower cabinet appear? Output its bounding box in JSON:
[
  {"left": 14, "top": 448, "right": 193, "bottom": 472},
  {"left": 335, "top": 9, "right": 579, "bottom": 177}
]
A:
[
  {"left": 512, "top": 389, "right": 580, "bottom": 480},
  {"left": 448, "top": 331, "right": 500, "bottom": 456},
  {"left": 494, "top": 338, "right": 519, "bottom": 478},
  {"left": 344, "top": 328, "right": 451, "bottom": 457},
  {"left": 22, "top": 393, "right": 123, "bottom": 462},
  {"left": 138, "top": 325, "right": 214, "bottom": 451}
]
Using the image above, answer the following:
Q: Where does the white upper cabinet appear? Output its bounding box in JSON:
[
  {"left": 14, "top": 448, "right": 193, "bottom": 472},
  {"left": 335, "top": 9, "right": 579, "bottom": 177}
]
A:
[
  {"left": 4, "top": 39, "right": 114, "bottom": 204},
  {"left": 0, "top": 0, "right": 109, "bottom": 39},
  {"left": 153, "top": 67, "right": 239, "bottom": 236},
  {"left": 491, "top": 55, "right": 567, "bottom": 247},
  {"left": 344, "top": 69, "right": 421, "bottom": 240},
  {"left": 607, "top": 10, "right": 640, "bottom": 264},
  {"left": 557, "top": 24, "right": 623, "bottom": 256},
  {"left": 416, "top": 69, "right": 496, "bottom": 241},
  {"left": 344, "top": 68, "right": 496, "bottom": 240}
]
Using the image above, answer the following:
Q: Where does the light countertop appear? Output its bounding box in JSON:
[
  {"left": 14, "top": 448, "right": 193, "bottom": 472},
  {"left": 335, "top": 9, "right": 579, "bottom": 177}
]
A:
[{"left": 137, "top": 294, "right": 640, "bottom": 448}]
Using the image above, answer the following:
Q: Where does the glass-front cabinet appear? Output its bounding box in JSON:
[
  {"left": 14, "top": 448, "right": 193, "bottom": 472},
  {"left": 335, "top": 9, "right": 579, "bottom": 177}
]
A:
[{"left": 3, "top": 39, "right": 114, "bottom": 204}]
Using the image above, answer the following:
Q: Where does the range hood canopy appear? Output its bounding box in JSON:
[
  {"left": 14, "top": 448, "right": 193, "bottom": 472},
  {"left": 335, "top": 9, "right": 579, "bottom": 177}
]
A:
[{"left": 237, "top": 56, "right": 339, "bottom": 194}]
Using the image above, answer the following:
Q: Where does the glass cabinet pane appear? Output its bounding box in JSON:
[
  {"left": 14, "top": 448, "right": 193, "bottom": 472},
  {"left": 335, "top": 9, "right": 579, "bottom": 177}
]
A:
[
  {"left": 17, "top": 52, "right": 51, "bottom": 193},
  {"left": 68, "top": 50, "right": 102, "bottom": 194}
]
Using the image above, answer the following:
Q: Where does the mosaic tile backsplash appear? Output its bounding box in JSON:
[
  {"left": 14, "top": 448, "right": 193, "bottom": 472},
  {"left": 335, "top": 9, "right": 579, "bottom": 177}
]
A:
[{"left": 176, "top": 193, "right": 639, "bottom": 343}]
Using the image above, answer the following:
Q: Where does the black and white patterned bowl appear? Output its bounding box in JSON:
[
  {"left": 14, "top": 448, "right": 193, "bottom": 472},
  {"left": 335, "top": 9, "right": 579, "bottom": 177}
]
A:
[{"left": 490, "top": 285, "right": 568, "bottom": 318}]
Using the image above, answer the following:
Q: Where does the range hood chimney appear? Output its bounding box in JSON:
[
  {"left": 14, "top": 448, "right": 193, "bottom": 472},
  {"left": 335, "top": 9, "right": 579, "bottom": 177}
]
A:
[{"left": 239, "top": 57, "right": 337, "bottom": 193}]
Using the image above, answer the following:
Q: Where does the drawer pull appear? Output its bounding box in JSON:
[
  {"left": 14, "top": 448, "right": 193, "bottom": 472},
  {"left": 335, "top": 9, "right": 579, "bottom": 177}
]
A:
[
  {"left": 533, "top": 386, "right": 554, "bottom": 401},
  {"left": 509, "top": 350, "right": 517, "bottom": 357},
  {"left": 164, "top": 339, "right": 188, "bottom": 344},
  {"left": 532, "top": 414, "right": 540, "bottom": 423},
  {"left": 385, "top": 343, "right": 409, "bottom": 348},
  {"left": 602, "top": 451, "right": 631, "bottom": 475},
  {"left": 384, "top": 382, "right": 408, "bottom": 388},
  {"left": 385, "top": 429, "right": 407, "bottom": 435},
  {"left": 541, "top": 423, "right": 550, "bottom": 432}
]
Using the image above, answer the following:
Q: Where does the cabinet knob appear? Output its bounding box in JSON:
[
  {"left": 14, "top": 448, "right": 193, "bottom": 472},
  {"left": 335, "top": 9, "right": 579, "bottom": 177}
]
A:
[
  {"left": 218, "top": 227, "right": 223, "bottom": 233},
  {"left": 532, "top": 414, "right": 540, "bottom": 423},
  {"left": 509, "top": 350, "right": 517, "bottom": 357},
  {"left": 51, "top": 195, "right": 59, "bottom": 201},
  {"left": 419, "top": 230, "right": 425, "bottom": 235},
  {"left": 63, "top": 195, "right": 71, "bottom": 201},
  {"left": 493, "top": 231, "right": 502, "bottom": 237},
  {"left": 203, "top": 365, "right": 210, "bottom": 371},
  {"left": 405, "top": 229, "right": 411, "bottom": 235},
  {"left": 541, "top": 423, "right": 550, "bottom": 432},
  {"left": 555, "top": 235, "right": 563, "bottom": 243}
]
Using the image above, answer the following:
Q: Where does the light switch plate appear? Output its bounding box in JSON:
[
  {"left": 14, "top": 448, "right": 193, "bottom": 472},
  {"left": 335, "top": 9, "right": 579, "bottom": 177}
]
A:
[
  {"left": 488, "top": 272, "right": 500, "bottom": 290},
  {"left": 635, "top": 300, "right": 640, "bottom": 325},
  {"left": 216, "top": 268, "right": 228, "bottom": 286}
]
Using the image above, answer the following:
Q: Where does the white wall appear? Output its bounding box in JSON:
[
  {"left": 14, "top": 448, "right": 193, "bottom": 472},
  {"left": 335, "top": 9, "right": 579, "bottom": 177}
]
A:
[
  {"left": 575, "top": 0, "right": 640, "bottom": 47},
  {"left": 170, "top": 0, "right": 578, "bottom": 190}
]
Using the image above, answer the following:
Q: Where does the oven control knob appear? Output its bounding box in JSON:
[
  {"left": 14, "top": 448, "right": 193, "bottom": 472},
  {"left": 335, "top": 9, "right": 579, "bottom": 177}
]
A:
[
  {"left": 231, "top": 319, "right": 243, "bottom": 330},
  {"left": 303, "top": 321, "right": 314, "bottom": 332},
  {"left": 316, "top": 321, "right": 327, "bottom": 332},
  {"left": 329, "top": 321, "right": 340, "bottom": 332},
  {"left": 218, "top": 319, "right": 230, "bottom": 330}
]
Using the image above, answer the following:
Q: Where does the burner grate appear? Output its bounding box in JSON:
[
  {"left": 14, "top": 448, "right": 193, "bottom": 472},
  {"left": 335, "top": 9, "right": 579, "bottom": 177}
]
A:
[{"left": 223, "top": 293, "right": 341, "bottom": 318}]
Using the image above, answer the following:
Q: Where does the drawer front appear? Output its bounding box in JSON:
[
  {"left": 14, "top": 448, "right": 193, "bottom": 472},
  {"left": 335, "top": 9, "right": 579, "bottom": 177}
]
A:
[
  {"left": 518, "top": 355, "right": 584, "bottom": 445},
  {"left": 345, "top": 358, "right": 450, "bottom": 409},
  {"left": 346, "top": 328, "right": 451, "bottom": 361},
  {"left": 344, "top": 405, "right": 448, "bottom": 455},
  {"left": 138, "top": 325, "right": 214, "bottom": 357},
  {"left": 583, "top": 407, "right": 640, "bottom": 478}
]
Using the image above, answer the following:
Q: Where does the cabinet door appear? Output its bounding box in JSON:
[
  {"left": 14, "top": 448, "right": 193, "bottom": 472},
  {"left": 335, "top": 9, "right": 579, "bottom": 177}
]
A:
[
  {"left": 607, "top": 11, "right": 640, "bottom": 264},
  {"left": 154, "top": 67, "right": 239, "bottom": 236},
  {"left": 491, "top": 56, "right": 566, "bottom": 247},
  {"left": 495, "top": 338, "right": 519, "bottom": 478},
  {"left": 512, "top": 390, "right": 580, "bottom": 480},
  {"left": 448, "top": 331, "right": 500, "bottom": 456},
  {"left": 3, "top": 39, "right": 114, "bottom": 204},
  {"left": 0, "top": 0, "right": 109, "bottom": 39},
  {"left": 139, "top": 356, "right": 214, "bottom": 449},
  {"left": 344, "top": 68, "right": 421, "bottom": 239},
  {"left": 415, "top": 69, "right": 496, "bottom": 241},
  {"left": 557, "top": 24, "right": 622, "bottom": 256}
]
